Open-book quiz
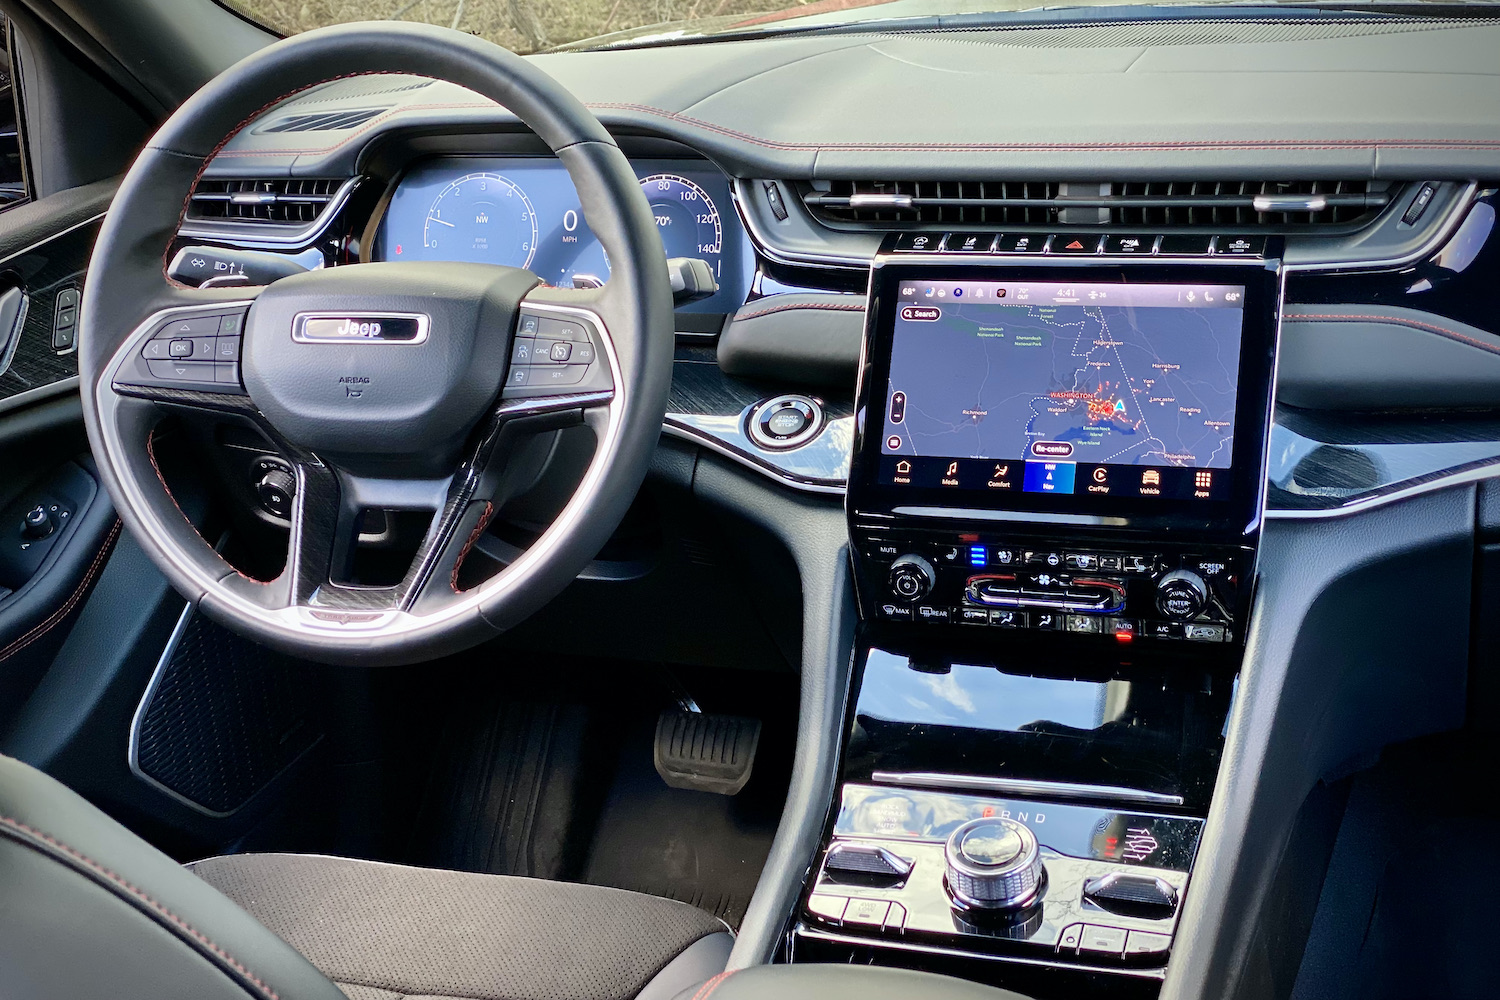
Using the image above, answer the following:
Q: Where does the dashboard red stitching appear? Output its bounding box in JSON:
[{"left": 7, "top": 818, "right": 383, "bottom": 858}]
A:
[
  {"left": 0, "top": 814, "right": 281, "bottom": 1000},
  {"left": 1285, "top": 311, "right": 1500, "bottom": 357},
  {"left": 736, "top": 300, "right": 866, "bottom": 321},
  {"left": 0, "top": 520, "right": 120, "bottom": 664}
]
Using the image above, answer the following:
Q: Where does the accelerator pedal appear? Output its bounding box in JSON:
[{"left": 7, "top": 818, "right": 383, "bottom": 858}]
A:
[{"left": 653, "top": 709, "right": 761, "bottom": 795}]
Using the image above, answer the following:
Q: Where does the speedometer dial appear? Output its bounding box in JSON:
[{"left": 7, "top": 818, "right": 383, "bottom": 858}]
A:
[
  {"left": 640, "top": 174, "right": 723, "bottom": 280},
  {"left": 423, "top": 172, "right": 539, "bottom": 269}
]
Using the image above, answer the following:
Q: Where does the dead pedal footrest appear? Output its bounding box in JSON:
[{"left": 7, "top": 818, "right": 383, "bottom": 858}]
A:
[{"left": 653, "top": 710, "right": 761, "bottom": 795}]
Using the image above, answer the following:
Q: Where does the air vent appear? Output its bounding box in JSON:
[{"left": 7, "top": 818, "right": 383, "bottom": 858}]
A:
[
  {"left": 258, "top": 108, "right": 387, "bottom": 133},
  {"left": 801, "top": 179, "right": 1396, "bottom": 231},
  {"left": 188, "top": 178, "right": 344, "bottom": 225}
]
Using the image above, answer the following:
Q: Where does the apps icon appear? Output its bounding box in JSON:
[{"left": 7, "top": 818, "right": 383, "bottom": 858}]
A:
[{"left": 1195, "top": 470, "right": 1213, "bottom": 489}]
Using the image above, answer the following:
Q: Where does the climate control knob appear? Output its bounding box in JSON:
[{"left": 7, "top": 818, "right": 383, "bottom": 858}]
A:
[
  {"left": 1156, "top": 569, "right": 1209, "bottom": 621},
  {"left": 888, "top": 554, "right": 936, "bottom": 604},
  {"left": 944, "top": 816, "right": 1043, "bottom": 910}
]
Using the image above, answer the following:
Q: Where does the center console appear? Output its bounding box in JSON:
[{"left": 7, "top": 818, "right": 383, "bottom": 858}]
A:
[{"left": 791, "top": 235, "right": 1283, "bottom": 997}]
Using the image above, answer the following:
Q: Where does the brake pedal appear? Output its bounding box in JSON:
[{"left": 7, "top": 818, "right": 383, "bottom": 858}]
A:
[{"left": 653, "top": 710, "right": 761, "bottom": 795}]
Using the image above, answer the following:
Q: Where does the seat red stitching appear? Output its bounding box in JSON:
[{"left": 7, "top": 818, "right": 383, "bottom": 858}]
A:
[
  {"left": 689, "top": 969, "right": 736, "bottom": 1000},
  {"left": 736, "top": 301, "right": 865, "bottom": 322},
  {"left": 0, "top": 520, "right": 121, "bottom": 664},
  {"left": 1284, "top": 311, "right": 1500, "bottom": 357},
  {"left": 0, "top": 814, "right": 280, "bottom": 1000},
  {"left": 451, "top": 501, "right": 496, "bottom": 593}
]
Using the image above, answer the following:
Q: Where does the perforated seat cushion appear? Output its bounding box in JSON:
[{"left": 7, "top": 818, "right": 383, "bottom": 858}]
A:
[{"left": 189, "top": 853, "right": 726, "bottom": 1000}]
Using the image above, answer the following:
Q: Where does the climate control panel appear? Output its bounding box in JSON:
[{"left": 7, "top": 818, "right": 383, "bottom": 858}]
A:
[{"left": 854, "top": 526, "right": 1251, "bottom": 644}]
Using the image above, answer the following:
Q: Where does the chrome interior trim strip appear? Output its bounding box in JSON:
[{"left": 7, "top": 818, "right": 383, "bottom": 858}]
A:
[
  {"left": 663, "top": 412, "right": 849, "bottom": 496},
  {"left": 1265, "top": 460, "right": 1500, "bottom": 520},
  {"left": 126, "top": 602, "right": 240, "bottom": 818},
  {"left": 870, "top": 770, "right": 1187, "bottom": 807},
  {"left": 177, "top": 176, "right": 361, "bottom": 249}
]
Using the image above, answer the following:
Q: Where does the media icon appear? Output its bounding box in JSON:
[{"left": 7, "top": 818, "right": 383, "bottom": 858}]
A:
[
  {"left": 1142, "top": 469, "right": 1162, "bottom": 486},
  {"left": 945, "top": 461, "right": 959, "bottom": 477}
]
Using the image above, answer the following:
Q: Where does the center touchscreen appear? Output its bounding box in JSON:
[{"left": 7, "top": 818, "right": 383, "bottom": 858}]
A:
[{"left": 880, "top": 278, "right": 1246, "bottom": 502}]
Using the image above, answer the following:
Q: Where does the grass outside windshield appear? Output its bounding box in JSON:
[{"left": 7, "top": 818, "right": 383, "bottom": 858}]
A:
[{"left": 219, "top": 0, "right": 1158, "bottom": 54}]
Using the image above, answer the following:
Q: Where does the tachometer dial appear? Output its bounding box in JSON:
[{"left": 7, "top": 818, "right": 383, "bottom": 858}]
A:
[
  {"left": 640, "top": 173, "right": 723, "bottom": 280},
  {"left": 423, "top": 172, "right": 539, "bottom": 269}
]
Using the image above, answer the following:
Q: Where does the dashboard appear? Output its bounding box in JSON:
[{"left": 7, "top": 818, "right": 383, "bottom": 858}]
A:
[{"left": 373, "top": 156, "right": 754, "bottom": 314}]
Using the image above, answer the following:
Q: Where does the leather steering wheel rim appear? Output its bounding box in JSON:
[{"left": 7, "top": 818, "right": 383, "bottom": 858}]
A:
[{"left": 77, "top": 23, "right": 675, "bottom": 666}]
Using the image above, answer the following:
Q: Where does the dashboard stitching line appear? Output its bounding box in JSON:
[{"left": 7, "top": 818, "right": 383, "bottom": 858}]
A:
[
  {"left": 736, "top": 300, "right": 866, "bottom": 321},
  {"left": 0, "top": 520, "right": 120, "bottom": 664},
  {"left": 161, "top": 71, "right": 412, "bottom": 286},
  {"left": 1285, "top": 311, "right": 1500, "bottom": 356},
  {"left": 0, "top": 814, "right": 281, "bottom": 1000}
]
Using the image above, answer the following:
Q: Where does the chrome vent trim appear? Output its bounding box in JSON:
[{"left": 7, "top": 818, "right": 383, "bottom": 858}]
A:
[
  {"left": 801, "top": 179, "right": 1396, "bottom": 231},
  {"left": 180, "top": 176, "right": 360, "bottom": 249}
]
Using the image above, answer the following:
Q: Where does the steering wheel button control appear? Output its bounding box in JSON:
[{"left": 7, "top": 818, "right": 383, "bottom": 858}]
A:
[
  {"left": 531, "top": 364, "right": 586, "bottom": 386},
  {"left": 168, "top": 340, "right": 193, "bottom": 358},
  {"left": 217, "top": 336, "right": 241, "bottom": 359},
  {"left": 148, "top": 360, "right": 217, "bottom": 382},
  {"left": 518, "top": 314, "right": 540, "bottom": 335},
  {"left": 502, "top": 310, "right": 613, "bottom": 401},
  {"left": 539, "top": 317, "right": 588, "bottom": 340},
  {"left": 153, "top": 316, "right": 221, "bottom": 339},
  {"left": 547, "top": 341, "right": 573, "bottom": 362},
  {"left": 218, "top": 312, "right": 244, "bottom": 337},
  {"left": 511, "top": 338, "right": 534, "bottom": 363},
  {"left": 509, "top": 367, "right": 529, "bottom": 386}
]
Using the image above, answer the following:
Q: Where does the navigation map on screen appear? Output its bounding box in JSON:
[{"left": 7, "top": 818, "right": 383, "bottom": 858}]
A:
[{"left": 883, "top": 280, "right": 1245, "bottom": 474}]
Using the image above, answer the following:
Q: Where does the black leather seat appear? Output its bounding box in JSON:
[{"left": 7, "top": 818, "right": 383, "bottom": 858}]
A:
[{"left": 0, "top": 754, "right": 730, "bottom": 1000}]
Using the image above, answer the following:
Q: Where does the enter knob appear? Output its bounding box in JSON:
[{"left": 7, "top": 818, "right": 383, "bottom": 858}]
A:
[
  {"left": 255, "top": 469, "right": 296, "bottom": 519},
  {"left": 1156, "top": 569, "right": 1209, "bottom": 621},
  {"left": 888, "top": 553, "right": 936, "bottom": 604},
  {"left": 944, "top": 816, "right": 1043, "bottom": 910}
]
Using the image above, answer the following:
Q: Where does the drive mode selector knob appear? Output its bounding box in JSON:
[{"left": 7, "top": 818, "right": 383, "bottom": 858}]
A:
[
  {"left": 1156, "top": 569, "right": 1209, "bottom": 621},
  {"left": 944, "top": 816, "right": 1043, "bottom": 910},
  {"left": 888, "top": 554, "right": 936, "bottom": 604}
]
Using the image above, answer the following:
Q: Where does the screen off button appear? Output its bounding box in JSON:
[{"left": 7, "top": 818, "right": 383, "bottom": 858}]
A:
[{"left": 1023, "top": 461, "right": 1076, "bottom": 494}]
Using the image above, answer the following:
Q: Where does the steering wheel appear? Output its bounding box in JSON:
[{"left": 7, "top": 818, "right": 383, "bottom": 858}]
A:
[{"left": 77, "top": 23, "right": 674, "bottom": 665}]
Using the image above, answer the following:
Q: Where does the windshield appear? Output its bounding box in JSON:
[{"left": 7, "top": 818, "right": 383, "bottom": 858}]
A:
[{"left": 223, "top": 0, "right": 1419, "bottom": 55}]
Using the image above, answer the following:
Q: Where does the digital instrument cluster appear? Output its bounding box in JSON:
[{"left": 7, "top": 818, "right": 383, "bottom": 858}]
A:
[{"left": 375, "top": 157, "right": 753, "bottom": 314}]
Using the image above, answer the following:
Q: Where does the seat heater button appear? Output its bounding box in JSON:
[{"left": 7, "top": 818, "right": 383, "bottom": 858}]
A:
[
  {"left": 808, "top": 894, "right": 848, "bottom": 923},
  {"left": 154, "top": 316, "right": 220, "bottom": 339},
  {"left": 843, "top": 898, "right": 890, "bottom": 926},
  {"left": 1080, "top": 924, "right": 1128, "bottom": 956},
  {"left": 1125, "top": 930, "right": 1172, "bottom": 956},
  {"left": 511, "top": 338, "right": 535, "bottom": 364},
  {"left": 1057, "top": 923, "right": 1084, "bottom": 952},
  {"left": 147, "top": 360, "right": 216, "bottom": 382}
]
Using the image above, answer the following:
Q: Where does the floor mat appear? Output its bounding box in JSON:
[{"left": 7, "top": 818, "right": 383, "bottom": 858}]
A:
[
  {"left": 405, "top": 694, "right": 597, "bottom": 881},
  {"left": 581, "top": 712, "right": 785, "bottom": 927}
]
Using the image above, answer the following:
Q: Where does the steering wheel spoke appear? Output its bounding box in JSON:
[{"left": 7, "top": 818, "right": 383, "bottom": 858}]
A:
[{"left": 107, "top": 296, "right": 258, "bottom": 411}]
